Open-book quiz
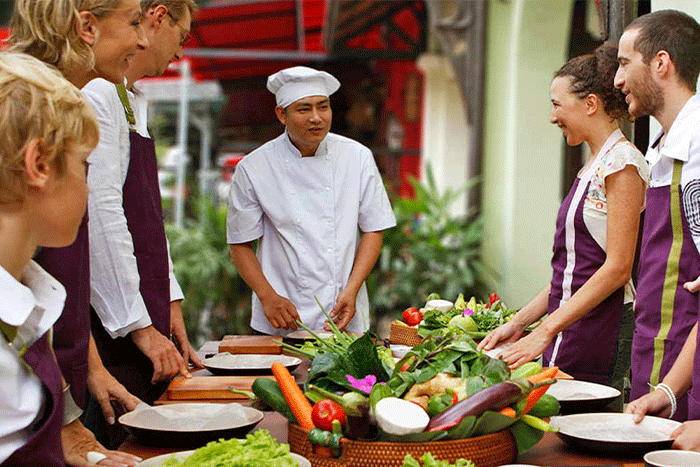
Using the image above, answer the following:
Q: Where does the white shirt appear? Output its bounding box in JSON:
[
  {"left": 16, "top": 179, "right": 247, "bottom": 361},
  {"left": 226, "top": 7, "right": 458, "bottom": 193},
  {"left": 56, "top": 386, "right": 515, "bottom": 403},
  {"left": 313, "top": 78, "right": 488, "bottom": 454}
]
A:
[
  {"left": 82, "top": 78, "right": 184, "bottom": 339},
  {"left": 0, "top": 261, "right": 65, "bottom": 463},
  {"left": 645, "top": 94, "right": 700, "bottom": 255},
  {"left": 227, "top": 132, "right": 396, "bottom": 335}
]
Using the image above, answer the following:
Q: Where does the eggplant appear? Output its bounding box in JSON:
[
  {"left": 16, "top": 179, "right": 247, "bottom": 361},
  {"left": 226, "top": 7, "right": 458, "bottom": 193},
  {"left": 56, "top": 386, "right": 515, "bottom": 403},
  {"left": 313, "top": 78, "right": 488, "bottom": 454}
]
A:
[{"left": 425, "top": 377, "right": 555, "bottom": 432}]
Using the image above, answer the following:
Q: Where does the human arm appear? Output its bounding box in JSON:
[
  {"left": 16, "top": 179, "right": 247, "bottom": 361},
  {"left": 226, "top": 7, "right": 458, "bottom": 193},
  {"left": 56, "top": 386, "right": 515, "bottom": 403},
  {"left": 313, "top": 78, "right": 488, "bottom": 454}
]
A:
[
  {"left": 86, "top": 334, "right": 141, "bottom": 425},
  {"left": 477, "top": 284, "right": 551, "bottom": 351},
  {"left": 498, "top": 164, "right": 645, "bottom": 368},
  {"left": 170, "top": 300, "right": 203, "bottom": 369},
  {"left": 61, "top": 419, "right": 141, "bottom": 467},
  {"left": 626, "top": 323, "right": 697, "bottom": 421},
  {"left": 328, "top": 230, "right": 383, "bottom": 330},
  {"left": 229, "top": 242, "right": 301, "bottom": 330},
  {"left": 670, "top": 420, "right": 700, "bottom": 451},
  {"left": 83, "top": 82, "right": 153, "bottom": 338}
]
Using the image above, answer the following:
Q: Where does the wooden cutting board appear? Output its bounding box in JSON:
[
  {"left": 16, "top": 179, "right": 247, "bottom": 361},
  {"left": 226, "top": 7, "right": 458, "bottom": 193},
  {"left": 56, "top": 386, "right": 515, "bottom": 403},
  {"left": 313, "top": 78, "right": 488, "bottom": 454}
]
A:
[
  {"left": 166, "top": 375, "right": 274, "bottom": 401},
  {"left": 218, "top": 335, "right": 282, "bottom": 354}
]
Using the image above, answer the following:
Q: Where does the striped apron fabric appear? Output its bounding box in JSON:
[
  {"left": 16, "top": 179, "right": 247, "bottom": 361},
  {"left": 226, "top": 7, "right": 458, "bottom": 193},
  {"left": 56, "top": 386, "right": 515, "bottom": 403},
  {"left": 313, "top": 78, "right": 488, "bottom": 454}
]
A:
[
  {"left": 632, "top": 160, "right": 700, "bottom": 421},
  {"left": 543, "top": 142, "right": 624, "bottom": 384}
]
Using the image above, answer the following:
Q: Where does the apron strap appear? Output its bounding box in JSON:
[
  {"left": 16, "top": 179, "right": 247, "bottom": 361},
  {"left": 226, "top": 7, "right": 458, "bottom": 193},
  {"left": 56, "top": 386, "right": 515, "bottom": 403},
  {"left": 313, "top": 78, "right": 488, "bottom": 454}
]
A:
[
  {"left": 650, "top": 159, "right": 684, "bottom": 388},
  {"left": 0, "top": 319, "right": 17, "bottom": 344},
  {"left": 115, "top": 83, "right": 137, "bottom": 132}
]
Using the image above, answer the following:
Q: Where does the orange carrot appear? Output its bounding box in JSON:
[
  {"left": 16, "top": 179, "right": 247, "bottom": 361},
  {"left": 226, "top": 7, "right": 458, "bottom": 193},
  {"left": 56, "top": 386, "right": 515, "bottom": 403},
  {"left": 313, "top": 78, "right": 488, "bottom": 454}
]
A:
[
  {"left": 272, "top": 361, "right": 314, "bottom": 430},
  {"left": 499, "top": 406, "right": 517, "bottom": 418},
  {"left": 527, "top": 366, "right": 558, "bottom": 384},
  {"left": 521, "top": 385, "right": 551, "bottom": 416}
]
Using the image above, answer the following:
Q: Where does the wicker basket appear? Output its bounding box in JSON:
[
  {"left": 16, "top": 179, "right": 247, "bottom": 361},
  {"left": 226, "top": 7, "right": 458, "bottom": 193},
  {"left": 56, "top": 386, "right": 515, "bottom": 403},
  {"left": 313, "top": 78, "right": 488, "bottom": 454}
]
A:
[
  {"left": 389, "top": 321, "right": 423, "bottom": 346},
  {"left": 288, "top": 423, "right": 517, "bottom": 467}
]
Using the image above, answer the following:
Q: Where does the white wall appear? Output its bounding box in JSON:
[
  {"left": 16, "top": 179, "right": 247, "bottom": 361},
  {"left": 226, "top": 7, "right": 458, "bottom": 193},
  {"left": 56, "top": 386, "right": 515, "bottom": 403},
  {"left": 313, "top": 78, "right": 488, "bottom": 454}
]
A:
[
  {"left": 480, "top": 0, "right": 574, "bottom": 307},
  {"left": 417, "top": 54, "right": 470, "bottom": 218}
]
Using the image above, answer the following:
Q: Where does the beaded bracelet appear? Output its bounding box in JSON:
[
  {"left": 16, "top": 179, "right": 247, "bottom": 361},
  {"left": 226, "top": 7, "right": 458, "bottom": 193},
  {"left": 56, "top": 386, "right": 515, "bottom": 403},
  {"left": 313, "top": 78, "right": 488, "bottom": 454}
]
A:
[{"left": 651, "top": 382, "right": 677, "bottom": 419}]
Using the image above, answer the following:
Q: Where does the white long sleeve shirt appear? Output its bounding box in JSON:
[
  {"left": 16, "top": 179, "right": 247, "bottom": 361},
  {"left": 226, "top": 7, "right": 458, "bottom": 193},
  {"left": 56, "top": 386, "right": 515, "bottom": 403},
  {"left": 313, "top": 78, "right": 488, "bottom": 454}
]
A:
[
  {"left": 82, "top": 78, "right": 183, "bottom": 339},
  {"left": 0, "top": 261, "right": 64, "bottom": 463}
]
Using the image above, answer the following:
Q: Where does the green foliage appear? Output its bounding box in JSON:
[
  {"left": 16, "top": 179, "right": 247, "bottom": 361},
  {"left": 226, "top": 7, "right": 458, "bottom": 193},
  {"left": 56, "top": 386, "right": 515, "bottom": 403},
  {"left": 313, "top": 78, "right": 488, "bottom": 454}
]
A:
[
  {"left": 165, "top": 197, "right": 252, "bottom": 344},
  {"left": 369, "top": 168, "right": 489, "bottom": 317}
]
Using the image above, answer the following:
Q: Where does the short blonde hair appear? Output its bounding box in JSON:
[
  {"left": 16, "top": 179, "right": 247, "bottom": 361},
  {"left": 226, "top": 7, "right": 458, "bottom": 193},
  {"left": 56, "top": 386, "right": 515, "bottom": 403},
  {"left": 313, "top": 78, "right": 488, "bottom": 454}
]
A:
[
  {"left": 0, "top": 52, "right": 99, "bottom": 204},
  {"left": 8, "top": 0, "right": 121, "bottom": 77}
]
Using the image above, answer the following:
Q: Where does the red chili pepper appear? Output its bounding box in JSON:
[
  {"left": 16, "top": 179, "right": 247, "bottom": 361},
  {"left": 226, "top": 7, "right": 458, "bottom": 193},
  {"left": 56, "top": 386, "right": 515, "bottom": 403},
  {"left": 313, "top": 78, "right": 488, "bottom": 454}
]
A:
[
  {"left": 311, "top": 399, "right": 347, "bottom": 432},
  {"left": 451, "top": 391, "right": 459, "bottom": 405},
  {"left": 402, "top": 307, "right": 422, "bottom": 326},
  {"left": 400, "top": 356, "right": 417, "bottom": 372},
  {"left": 489, "top": 292, "right": 500, "bottom": 305}
]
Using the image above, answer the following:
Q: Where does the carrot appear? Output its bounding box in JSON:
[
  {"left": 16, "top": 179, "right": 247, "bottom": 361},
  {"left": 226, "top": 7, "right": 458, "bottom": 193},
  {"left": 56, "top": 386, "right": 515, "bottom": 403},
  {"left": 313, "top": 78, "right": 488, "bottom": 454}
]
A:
[
  {"left": 521, "top": 384, "right": 551, "bottom": 416},
  {"left": 527, "top": 366, "right": 558, "bottom": 384},
  {"left": 272, "top": 361, "right": 314, "bottom": 430},
  {"left": 499, "top": 406, "right": 517, "bottom": 418}
]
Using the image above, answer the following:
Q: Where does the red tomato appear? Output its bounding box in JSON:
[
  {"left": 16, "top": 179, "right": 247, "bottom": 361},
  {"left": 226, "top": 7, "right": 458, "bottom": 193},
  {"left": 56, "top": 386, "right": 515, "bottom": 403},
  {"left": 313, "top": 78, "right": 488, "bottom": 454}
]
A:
[
  {"left": 489, "top": 292, "right": 500, "bottom": 305},
  {"left": 311, "top": 399, "right": 346, "bottom": 432},
  {"left": 402, "top": 307, "right": 422, "bottom": 326}
]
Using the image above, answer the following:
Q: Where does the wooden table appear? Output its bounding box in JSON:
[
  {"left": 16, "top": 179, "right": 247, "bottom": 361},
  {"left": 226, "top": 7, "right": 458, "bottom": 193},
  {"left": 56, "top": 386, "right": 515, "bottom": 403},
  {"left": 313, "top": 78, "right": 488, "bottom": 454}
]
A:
[{"left": 119, "top": 340, "right": 647, "bottom": 466}]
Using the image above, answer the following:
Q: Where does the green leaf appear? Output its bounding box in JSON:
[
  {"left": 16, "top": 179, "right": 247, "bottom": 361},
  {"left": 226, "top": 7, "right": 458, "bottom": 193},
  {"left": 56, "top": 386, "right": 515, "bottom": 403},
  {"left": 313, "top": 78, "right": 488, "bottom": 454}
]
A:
[
  {"left": 509, "top": 420, "right": 545, "bottom": 454},
  {"left": 377, "top": 429, "right": 446, "bottom": 443},
  {"left": 469, "top": 411, "right": 519, "bottom": 437},
  {"left": 481, "top": 358, "right": 510, "bottom": 385},
  {"left": 443, "top": 415, "right": 477, "bottom": 440}
]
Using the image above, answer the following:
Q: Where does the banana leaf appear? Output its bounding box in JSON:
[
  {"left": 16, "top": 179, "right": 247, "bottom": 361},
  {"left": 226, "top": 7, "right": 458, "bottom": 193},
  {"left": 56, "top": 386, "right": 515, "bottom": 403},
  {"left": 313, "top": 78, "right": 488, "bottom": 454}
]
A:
[
  {"left": 508, "top": 419, "right": 545, "bottom": 454},
  {"left": 469, "top": 411, "right": 519, "bottom": 437}
]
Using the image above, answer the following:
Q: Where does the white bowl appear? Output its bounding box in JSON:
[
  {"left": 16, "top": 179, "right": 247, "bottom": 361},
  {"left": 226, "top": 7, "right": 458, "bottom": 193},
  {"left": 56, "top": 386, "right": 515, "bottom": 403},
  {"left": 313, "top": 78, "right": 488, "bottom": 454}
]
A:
[
  {"left": 644, "top": 450, "right": 700, "bottom": 467},
  {"left": 390, "top": 344, "right": 412, "bottom": 358}
]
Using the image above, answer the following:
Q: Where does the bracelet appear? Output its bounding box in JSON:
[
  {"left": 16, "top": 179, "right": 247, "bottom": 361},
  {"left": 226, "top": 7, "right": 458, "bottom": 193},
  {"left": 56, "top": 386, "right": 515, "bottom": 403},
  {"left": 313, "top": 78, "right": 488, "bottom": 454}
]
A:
[
  {"left": 650, "top": 382, "right": 677, "bottom": 418},
  {"left": 62, "top": 385, "right": 84, "bottom": 426}
]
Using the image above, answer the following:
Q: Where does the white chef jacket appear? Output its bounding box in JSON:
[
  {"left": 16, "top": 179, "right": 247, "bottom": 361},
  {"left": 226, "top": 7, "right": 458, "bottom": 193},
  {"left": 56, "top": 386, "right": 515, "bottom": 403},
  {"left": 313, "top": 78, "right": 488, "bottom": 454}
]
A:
[
  {"left": 645, "top": 94, "right": 700, "bottom": 256},
  {"left": 227, "top": 132, "right": 396, "bottom": 335},
  {"left": 0, "top": 261, "right": 65, "bottom": 463},
  {"left": 82, "top": 78, "right": 184, "bottom": 339}
]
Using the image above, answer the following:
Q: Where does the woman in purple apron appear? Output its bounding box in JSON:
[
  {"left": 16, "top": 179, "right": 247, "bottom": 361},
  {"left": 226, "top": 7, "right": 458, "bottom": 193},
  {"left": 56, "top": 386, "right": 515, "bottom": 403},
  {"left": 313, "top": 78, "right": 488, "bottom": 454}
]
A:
[
  {"left": 9, "top": 0, "right": 148, "bottom": 416},
  {"left": 479, "top": 46, "right": 648, "bottom": 405}
]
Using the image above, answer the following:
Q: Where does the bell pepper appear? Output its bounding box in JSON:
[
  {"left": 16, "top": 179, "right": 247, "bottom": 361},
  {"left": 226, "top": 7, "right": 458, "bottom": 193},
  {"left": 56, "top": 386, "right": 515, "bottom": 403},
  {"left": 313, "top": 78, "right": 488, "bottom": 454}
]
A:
[{"left": 311, "top": 399, "right": 347, "bottom": 432}]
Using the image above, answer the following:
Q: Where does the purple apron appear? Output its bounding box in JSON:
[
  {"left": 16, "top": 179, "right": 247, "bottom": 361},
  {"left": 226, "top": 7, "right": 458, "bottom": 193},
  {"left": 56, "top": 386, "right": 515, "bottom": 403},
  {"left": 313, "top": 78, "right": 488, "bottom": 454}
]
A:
[
  {"left": 1, "top": 332, "right": 64, "bottom": 467},
  {"left": 32, "top": 216, "right": 90, "bottom": 409},
  {"left": 543, "top": 163, "right": 624, "bottom": 384},
  {"left": 632, "top": 160, "right": 700, "bottom": 421},
  {"left": 89, "top": 85, "right": 171, "bottom": 447}
]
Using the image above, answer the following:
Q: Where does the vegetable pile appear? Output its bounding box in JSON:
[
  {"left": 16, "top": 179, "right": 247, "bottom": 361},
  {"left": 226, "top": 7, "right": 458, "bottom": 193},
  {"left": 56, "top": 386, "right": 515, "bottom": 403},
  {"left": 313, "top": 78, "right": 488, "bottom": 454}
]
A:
[
  {"left": 252, "top": 304, "right": 559, "bottom": 460},
  {"left": 159, "top": 430, "right": 297, "bottom": 466}
]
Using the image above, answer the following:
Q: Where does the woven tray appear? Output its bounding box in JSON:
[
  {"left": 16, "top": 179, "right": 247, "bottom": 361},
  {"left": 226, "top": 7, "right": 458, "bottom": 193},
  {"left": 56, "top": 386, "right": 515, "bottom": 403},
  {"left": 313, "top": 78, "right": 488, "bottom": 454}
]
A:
[
  {"left": 288, "top": 423, "right": 517, "bottom": 467},
  {"left": 389, "top": 321, "right": 423, "bottom": 346}
]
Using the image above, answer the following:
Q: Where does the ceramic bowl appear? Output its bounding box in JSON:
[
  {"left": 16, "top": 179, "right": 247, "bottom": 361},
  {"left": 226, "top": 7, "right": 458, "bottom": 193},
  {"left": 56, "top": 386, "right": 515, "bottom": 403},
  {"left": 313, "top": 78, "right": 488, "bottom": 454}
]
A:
[{"left": 644, "top": 450, "right": 700, "bottom": 467}]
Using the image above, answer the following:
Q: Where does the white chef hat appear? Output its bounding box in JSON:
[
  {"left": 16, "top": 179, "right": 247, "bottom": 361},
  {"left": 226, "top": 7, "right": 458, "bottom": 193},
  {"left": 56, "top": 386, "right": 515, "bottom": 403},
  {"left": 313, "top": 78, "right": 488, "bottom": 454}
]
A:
[{"left": 267, "top": 66, "right": 340, "bottom": 108}]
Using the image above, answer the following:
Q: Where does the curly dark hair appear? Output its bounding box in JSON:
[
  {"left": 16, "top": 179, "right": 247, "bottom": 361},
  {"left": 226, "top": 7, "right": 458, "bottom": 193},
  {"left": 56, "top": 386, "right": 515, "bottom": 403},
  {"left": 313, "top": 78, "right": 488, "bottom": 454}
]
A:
[{"left": 554, "top": 44, "right": 630, "bottom": 120}]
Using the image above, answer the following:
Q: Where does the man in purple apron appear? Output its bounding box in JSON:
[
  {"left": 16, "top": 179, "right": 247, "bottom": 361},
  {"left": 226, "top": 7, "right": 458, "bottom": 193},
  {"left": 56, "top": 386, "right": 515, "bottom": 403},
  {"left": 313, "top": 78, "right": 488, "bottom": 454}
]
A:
[
  {"left": 615, "top": 10, "right": 700, "bottom": 423},
  {"left": 82, "top": 0, "right": 200, "bottom": 448}
]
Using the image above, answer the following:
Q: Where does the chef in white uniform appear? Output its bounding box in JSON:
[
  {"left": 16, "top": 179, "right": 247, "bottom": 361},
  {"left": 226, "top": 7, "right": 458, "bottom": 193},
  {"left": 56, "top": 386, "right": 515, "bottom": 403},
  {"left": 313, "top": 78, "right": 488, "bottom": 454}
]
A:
[{"left": 227, "top": 66, "right": 396, "bottom": 335}]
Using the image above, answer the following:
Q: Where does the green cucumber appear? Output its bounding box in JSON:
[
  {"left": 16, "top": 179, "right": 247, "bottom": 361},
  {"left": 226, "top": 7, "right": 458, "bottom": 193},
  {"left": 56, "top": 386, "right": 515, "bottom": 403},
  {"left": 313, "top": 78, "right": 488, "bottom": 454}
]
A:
[
  {"left": 510, "top": 362, "right": 542, "bottom": 380},
  {"left": 527, "top": 394, "right": 560, "bottom": 418},
  {"left": 251, "top": 377, "right": 297, "bottom": 423}
]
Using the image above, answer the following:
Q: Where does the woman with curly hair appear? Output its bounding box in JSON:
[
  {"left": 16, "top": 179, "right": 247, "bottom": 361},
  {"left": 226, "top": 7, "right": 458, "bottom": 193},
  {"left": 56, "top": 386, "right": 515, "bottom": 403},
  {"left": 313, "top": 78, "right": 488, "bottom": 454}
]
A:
[{"left": 479, "top": 44, "right": 649, "bottom": 408}]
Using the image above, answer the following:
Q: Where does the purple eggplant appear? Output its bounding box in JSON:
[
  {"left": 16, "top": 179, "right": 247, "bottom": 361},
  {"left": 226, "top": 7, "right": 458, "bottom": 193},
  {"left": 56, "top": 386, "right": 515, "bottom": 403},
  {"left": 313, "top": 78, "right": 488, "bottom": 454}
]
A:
[{"left": 426, "top": 377, "right": 555, "bottom": 432}]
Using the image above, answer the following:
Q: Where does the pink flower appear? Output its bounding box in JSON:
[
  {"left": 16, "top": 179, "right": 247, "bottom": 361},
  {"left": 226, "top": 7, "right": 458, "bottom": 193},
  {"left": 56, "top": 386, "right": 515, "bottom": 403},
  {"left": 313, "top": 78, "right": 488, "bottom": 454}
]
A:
[
  {"left": 462, "top": 308, "right": 474, "bottom": 316},
  {"left": 346, "top": 374, "right": 377, "bottom": 393}
]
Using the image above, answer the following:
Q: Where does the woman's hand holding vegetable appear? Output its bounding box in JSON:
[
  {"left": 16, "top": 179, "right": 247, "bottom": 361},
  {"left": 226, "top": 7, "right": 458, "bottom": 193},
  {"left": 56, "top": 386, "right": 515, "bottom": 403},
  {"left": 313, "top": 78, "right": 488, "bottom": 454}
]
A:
[
  {"left": 477, "top": 317, "right": 526, "bottom": 352},
  {"left": 498, "top": 325, "right": 554, "bottom": 369}
]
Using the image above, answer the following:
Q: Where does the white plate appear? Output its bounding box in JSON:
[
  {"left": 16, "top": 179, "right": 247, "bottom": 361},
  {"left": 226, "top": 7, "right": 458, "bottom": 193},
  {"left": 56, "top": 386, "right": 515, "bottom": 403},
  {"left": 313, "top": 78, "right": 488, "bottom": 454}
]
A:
[
  {"left": 202, "top": 353, "right": 302, "bottom": 375},
  {"left": 118, "top": 403, "right": 264, "bottom": 446},
  {"left": 137, "top": 450, "right": 310, "bottom": 466},
  {"left": 545, "top": 379, "right": 621, "bottom": 401},
  {"left": 550, "top": 413, "right": 681, "bottom": 456}
]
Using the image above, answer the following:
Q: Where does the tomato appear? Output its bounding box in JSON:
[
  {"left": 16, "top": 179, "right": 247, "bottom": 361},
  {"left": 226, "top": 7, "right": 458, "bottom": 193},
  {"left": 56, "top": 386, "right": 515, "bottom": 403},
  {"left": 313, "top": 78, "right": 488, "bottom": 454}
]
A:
[
  {"left": 311, "top": 399, "right": 346, "bottom": 432},
  {"left": 489, "top": 292, "right": 500, "bottom": 305},
  {"left": 402, "top": 307, "right": 422, "bottom": 326}
]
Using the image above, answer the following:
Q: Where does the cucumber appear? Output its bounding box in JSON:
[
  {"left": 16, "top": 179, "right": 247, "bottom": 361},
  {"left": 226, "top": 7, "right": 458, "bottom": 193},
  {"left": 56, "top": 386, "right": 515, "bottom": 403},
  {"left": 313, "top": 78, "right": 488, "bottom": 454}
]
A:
[
  {"left": 527, "top": 394, "right": 560, "bottom": 418},
  {"left": 251, "top": 377, "right": 297, "bottom": 423},
  {"left": 510, "top": 361, "right": 542, "bottom": 380}
]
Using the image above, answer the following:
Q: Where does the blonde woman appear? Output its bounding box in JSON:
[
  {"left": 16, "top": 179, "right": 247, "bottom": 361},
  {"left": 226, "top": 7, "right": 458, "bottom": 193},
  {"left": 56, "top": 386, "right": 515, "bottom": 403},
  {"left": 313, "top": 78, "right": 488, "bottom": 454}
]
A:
[{"left": 9, "top": 1, "right": 148, "bottom": 465}]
